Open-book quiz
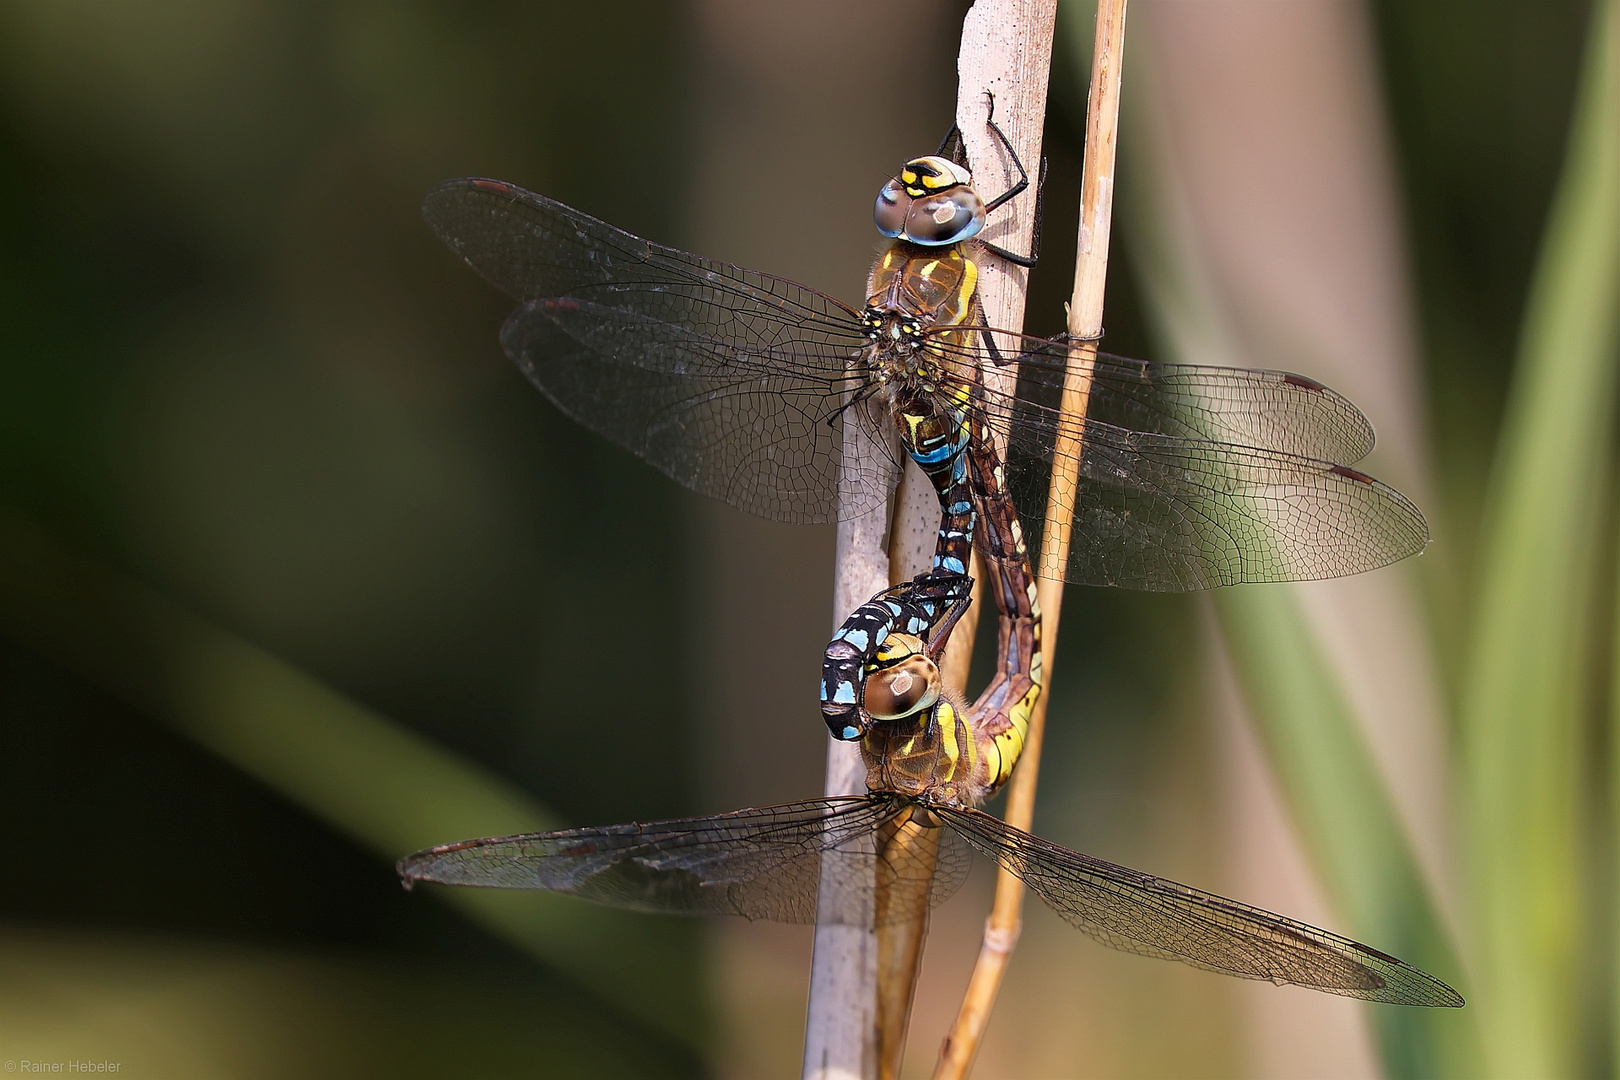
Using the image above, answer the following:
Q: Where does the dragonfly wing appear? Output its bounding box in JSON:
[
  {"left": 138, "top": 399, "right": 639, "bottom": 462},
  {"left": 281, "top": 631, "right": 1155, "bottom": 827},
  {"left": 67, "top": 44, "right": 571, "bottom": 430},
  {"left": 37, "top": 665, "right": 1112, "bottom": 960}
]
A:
[
  {"left": 977, "top": 340, "right": 1378, "bottom": 463},
  {"left": 936, "top": 806, "right": 1463, "bottom": 1006},
  {"left": 425, "top": 178, "right": 882, "bottom": 523},
  {"left": 502, "top": 300, "right": 891, "bottom": 521},
  {"left": 1002, "top": 420, "right": 1428, "bottom": 590},
  {"left": 398, "top": 795, "right": 951, "bottom": 926}
]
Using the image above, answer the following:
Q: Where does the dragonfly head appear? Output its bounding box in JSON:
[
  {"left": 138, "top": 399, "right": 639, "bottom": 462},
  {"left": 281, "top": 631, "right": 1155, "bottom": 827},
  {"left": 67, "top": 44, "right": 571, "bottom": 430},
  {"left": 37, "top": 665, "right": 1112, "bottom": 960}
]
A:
[
  {"left": 863, "top": 633, "right": 941, "bottom": 721},
  {"left": 875, "top": 156, "right": 985, "bottom": 246}
]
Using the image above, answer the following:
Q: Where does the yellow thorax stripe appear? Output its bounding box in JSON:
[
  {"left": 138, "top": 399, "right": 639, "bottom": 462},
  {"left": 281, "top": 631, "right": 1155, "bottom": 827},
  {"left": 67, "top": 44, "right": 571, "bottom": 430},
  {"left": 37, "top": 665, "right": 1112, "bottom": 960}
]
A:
[
  {"left": 937, "top": 700, "right": 960, "bottom": 780},
  {"left": 945, "top": 256, "right": 979, "bottom": 329}
]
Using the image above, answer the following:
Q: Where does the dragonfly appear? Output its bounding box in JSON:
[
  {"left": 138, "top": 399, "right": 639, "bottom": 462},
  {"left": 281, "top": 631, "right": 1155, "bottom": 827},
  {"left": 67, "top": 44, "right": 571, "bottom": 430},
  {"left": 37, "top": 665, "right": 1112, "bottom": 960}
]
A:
[
  {"left": 405, "top": 114, "right": 1456, "bottom": 1006},
  {"left": 398, "top": 773, "right": 1462, "bottom": 1008},
  {"left": 422, "top": 127, "right": 1428, "bottom": 595},
  {"left": 399, "top": 378, "right": 1454, "bottom": 1006}
]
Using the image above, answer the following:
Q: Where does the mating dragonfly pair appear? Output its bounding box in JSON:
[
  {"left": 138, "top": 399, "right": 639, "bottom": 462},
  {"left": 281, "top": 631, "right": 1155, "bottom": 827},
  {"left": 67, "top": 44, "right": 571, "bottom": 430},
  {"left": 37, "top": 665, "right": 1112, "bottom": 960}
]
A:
[{"left": 398, "top": 108, "right": 1460, "bottom": 1008}]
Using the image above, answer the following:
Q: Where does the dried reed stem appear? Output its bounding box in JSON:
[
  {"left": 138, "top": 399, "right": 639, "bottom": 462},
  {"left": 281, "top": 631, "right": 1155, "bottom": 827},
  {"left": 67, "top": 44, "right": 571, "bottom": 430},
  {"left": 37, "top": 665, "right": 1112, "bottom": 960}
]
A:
[
  {"left": 805, "top": 2, "right": 1055, "bottom": 1074},
  {"left": 934, "top": 1, "right": 1127, "bottom": 1076},
  {"left": 866, "top": 4, "right": 1060, "bottom": 1074}
]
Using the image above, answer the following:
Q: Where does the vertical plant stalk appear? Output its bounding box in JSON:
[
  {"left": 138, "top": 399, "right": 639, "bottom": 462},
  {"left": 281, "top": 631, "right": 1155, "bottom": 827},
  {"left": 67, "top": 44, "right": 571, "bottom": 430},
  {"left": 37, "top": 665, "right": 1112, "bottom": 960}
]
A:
[
  {"left": 805, "top": 405, "right": 898, "bottom": 1080},
  {"left": 1117, "top": 5, "right": 1472, "bottom": 1074},
  {"left": 935, "top": 1, "right": 1125, "bottom": 1077},
  {"left": 872, "top": 5, "right": 1058, "bottom": 1073},
  {"left": 806, "top": 4, "right": 1055, "bottom": 1076},
  {"left": 874, "top": 472, "right": 980, "bottom": 1077}
]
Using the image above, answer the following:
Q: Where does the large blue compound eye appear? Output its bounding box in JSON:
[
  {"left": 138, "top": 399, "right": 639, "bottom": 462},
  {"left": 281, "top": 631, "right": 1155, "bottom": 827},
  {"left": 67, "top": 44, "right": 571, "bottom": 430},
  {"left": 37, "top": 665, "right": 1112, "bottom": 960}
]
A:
[
  {"left": 863, "top": 650, "right": 941, "bottom": 721},
  {"left": 874, "top": 178, "right": 910, "bottom": 238},
  {"left": 903, "top": 188, "right": 986, "bottom": 246}
]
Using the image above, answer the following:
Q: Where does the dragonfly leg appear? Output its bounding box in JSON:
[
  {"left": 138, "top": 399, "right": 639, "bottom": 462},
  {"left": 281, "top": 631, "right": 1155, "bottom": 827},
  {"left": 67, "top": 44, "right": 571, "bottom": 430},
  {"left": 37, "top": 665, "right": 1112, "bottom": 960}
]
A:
[
  {"left": 917, "top": 571, "right": 975, "bottom": 660},
  {"left": 979, "top": 91, "right": 1029, "bottom": 212},
  {"left": 936, "top": 120, "right": 966, "bottom": 166},
  {"left": 970, "top": 92, "right": 1046, "bottom": 268},
  {"left": 979, "top": 154, "right": 1047, "bottom": 269}
]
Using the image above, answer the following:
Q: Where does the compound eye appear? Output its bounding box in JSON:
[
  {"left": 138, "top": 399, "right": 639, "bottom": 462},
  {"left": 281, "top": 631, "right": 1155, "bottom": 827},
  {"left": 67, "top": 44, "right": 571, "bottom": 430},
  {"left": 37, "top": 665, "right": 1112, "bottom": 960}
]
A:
[
  {"left": 863, "top": 653, "right": 942, "bottom": 720},
  {"left": 874, "top": 179, "right": 910, "bottom": 238},
  {"left": 904, "top": 188, "right": 985, "bottom": 246}
]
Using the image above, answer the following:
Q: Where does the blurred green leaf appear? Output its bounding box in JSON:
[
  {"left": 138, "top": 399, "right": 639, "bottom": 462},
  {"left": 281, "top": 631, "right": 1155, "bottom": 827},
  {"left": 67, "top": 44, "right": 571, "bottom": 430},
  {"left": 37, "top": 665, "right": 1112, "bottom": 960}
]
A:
[
  {"left": 1458, "top": 0, "right": 1620, "bottom": 1075},
  {"left": 1080, "top": 1, "right": 1484, "bottom": 1072},
  {"left": 0, "top": 509, "right": 710, "bottom": 1054},
  {"left": 0, "top": 926, "right": 694, "bottom": 1080},
  {"left": 1215, "top": 587, "right": 1478, "bottom": 1077},
  {"left": 1461, "top": 1, "right": 1620, "bottom": 1076}
]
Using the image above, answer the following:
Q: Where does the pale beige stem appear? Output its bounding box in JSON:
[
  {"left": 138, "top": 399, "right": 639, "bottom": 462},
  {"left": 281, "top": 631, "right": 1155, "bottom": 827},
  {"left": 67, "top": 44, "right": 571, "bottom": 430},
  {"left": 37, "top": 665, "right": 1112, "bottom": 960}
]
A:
[
  {"left": 805, "top": 406, "right": 896, "bottom": 1080},
  {"left": 808, "top": 2, "right": 1055, "bottom": 1073},
  {"left": 934, "top": 1, "right": 1126, "bottom": 1077},
  {"left": 874, "top": 0, "right": 1057, "bottom": 1065}
]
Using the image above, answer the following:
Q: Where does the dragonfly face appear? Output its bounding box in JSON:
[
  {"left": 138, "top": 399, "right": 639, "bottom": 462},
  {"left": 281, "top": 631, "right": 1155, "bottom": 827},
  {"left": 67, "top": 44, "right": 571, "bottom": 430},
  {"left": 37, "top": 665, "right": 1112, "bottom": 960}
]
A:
[
  {"left": 860, "top": 632, "right": 942, "bottom": 721},
  {"left": 874, "top": 155, "right": 987, "bottom": 246}
]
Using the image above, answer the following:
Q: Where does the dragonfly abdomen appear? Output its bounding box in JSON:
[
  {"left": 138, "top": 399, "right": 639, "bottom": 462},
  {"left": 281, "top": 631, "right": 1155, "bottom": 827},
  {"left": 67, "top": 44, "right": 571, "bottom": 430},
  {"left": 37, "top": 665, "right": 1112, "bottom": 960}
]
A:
[{"left": 962, "top": 416, "right": 1043, "bottom": 798}]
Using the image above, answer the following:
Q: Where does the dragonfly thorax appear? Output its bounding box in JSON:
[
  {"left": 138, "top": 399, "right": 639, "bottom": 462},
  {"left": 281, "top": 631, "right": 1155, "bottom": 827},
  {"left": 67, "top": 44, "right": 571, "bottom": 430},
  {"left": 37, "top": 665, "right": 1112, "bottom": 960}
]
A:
[
  {"left": 861, "top": 310, "right": 941, "bottom": 382},
  {"left": 860, "top": 694, "right": 983, "bottom": 808}
]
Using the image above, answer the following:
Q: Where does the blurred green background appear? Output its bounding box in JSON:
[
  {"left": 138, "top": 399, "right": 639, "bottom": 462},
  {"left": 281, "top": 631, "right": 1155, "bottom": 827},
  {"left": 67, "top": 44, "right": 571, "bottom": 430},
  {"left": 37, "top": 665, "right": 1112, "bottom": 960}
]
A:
[{"left": 0, "top": 1, "right": 1611, "bottom": 1077}]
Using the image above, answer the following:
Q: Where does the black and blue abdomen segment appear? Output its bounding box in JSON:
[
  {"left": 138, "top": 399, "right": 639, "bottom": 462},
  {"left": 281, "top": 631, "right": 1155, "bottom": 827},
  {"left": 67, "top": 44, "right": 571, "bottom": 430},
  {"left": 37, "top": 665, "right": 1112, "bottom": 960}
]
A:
[
  {"left": 820, "top": 391, "right": 978, "bottom": 740},
  {"left": 821, "top": 572, "right": 974, "bottom": 740},
  {"left": 894, "top": 382, "right": 977, "bottom": 578}
]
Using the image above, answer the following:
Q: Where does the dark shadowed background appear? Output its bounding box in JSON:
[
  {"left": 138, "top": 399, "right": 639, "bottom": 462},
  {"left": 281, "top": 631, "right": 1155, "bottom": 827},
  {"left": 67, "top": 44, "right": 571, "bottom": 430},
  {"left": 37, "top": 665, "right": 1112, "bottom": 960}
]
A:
[{"left": 0, "top": 1, "right": 1603, "bottom": 1077}]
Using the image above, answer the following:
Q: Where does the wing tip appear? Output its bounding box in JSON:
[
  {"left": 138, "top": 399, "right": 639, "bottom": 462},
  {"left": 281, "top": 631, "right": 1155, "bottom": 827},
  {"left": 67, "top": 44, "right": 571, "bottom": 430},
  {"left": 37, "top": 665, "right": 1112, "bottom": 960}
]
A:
[
  {"left": 421, "top": 176, "right": 527, "bottom": 232},
  {"left": 1378, "top": 976, "right": 1467, "bottom": 1008}
]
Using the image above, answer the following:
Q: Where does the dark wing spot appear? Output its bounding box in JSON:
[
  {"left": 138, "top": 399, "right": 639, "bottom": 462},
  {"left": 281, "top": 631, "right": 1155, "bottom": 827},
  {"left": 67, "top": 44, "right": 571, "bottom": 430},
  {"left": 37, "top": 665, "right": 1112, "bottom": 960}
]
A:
[
  {"left": 1329, "top": 464, "right": 1374, "bottom": 484},
  {"left": 1282, "top": 372, "right": 1325, "bottom": 392}
]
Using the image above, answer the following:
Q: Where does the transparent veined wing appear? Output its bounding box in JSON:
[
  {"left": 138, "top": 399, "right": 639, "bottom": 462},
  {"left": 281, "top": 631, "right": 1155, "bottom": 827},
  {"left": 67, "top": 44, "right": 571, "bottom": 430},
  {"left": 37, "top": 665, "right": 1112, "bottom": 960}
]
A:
[
  {"left": 971, "top": 338, "right": 1378, "bottom": 464},
  {"left": 397, "top": 795, "right": 969, "bottom": 927},
  {"left": 425, "top": 178, "right": 878, "bottom": 523},
  {"left": 935, "top": 805, "right": 1462, "bottom": 1006},
  {"left": 427, "top": 179, "right": 1428, "bottom": 585},
  {"left": 1003, "top": 419, "right": 1428, "bottom": 590},
  {"left": 500, "top": 297, "right": 893, "bottom": 521}
]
